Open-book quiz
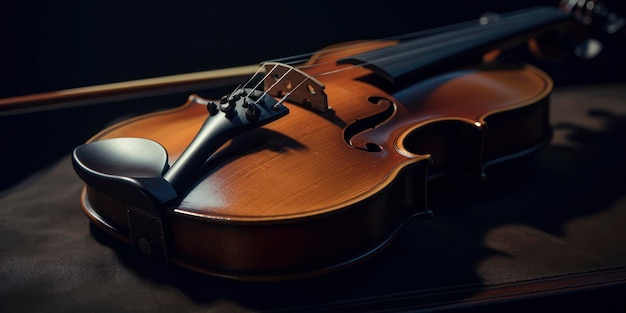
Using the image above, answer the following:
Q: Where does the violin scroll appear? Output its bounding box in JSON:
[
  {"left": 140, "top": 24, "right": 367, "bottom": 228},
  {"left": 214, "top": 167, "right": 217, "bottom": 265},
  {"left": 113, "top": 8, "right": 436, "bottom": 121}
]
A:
[{"left": 530, "top": 0, "right": 625, "bottom": 61}]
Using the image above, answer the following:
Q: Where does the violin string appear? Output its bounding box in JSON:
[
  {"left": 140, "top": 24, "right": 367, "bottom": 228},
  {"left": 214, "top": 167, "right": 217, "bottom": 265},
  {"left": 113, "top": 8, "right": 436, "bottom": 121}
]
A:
[
  {"left": 299, "top": 9, "right": 545, "bottom": 78},
  {"left": 246, "top": 63, "right": 279, "bottom": 94},
  {"left": 253, "top": 66, "right": 295, "bottom": 105},
  {"left": 268, "top": 41, "right": 383, "bottom": 66},
  {"left": 297, "top": 8, "right": 543, "bottom": 76},
  {"left": 273, "top": 77, "right": 311, "bottom": 109},
  {"left": 266, "top": 14, "right": 510, "bottom": 66},
  {"left": 267, "top": 7, "right": 542, "bottom": 68},
  {"left": 227, "top": 65, "right": 266, "bottom": 97},
  {"left": 235, "top": 8, "right": 554, "bottom": 102},
  {"left": 267, "top": 21, "right": 475, "bottom": 65}
]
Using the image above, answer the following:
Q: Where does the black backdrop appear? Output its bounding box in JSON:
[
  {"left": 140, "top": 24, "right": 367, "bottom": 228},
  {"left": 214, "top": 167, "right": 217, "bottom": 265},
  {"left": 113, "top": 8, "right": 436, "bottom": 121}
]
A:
[{"left": 4, "top": 0, "right": 626, "bottom": 98}]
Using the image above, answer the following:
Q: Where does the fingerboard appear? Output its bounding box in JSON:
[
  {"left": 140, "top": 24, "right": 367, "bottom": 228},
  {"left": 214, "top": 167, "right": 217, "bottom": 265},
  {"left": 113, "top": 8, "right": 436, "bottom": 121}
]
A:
[{"left": 338, "top": 7, "right": 572, "bottom": 84}]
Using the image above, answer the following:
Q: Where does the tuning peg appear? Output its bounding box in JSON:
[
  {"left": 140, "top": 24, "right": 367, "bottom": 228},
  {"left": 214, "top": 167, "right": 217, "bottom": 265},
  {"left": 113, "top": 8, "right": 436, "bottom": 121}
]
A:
[
  {"left": 479, "top": 12, "right": 500, "bottom": 25},
  {"left": 206, "top": 101, "right": 218, "bottom": 115},
  {"left": 574, "top": 38, "right": 604, "bottom": 59},
  {"left": 246, "top": 103, "right": 260, "bottom": 121}
]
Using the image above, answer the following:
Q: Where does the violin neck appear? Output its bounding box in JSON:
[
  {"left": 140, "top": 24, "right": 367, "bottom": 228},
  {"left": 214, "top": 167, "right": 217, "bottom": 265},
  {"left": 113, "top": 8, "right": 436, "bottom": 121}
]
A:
[{"left": 338, "top": 6, "right": 573, "bottom": 84}]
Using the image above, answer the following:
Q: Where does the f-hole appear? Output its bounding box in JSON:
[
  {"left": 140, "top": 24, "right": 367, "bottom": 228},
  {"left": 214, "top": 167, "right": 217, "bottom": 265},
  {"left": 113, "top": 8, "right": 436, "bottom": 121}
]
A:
[{"left": 343, "top": 96, "right": 396, "bottom": 152}]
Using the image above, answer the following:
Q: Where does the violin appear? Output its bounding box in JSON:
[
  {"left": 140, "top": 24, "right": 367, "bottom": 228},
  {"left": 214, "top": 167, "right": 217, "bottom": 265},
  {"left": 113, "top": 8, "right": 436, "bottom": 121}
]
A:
[{"left": 68, "top": 4, "right": 621, "bottom": 280}]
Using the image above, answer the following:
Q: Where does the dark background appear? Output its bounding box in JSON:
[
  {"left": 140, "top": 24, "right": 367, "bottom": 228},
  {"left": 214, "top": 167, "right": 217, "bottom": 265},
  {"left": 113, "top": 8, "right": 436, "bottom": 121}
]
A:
[
  {"left": 3, "top": 0, "right": 625, "bottom": 97},
  {"left": 1, "top": 0, "right": 625, "bottom": 187}
]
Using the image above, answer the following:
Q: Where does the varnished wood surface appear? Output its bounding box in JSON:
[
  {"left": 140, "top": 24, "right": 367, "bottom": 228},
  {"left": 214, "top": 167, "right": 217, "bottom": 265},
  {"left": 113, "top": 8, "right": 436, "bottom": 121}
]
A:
[
  {"left": 86, "top": 41, "right": 552, "bottom": 221},
  {"left": 87, "top": 41, "right": 426, "bottom": 220},
  {"left": 75, "top": 40, "right": 555, "bottom": 279}
]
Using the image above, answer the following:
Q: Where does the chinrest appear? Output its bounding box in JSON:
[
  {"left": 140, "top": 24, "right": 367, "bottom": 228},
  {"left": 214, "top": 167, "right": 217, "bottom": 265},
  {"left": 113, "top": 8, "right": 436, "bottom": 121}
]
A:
[{"left": 72, "top": 137, "right": 177, "bottom": 212}]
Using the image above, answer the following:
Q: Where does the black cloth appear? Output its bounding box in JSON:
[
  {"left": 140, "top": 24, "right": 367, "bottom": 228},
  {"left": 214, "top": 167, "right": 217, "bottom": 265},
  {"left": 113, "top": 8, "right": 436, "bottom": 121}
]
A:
[{"left": 1, "top": 83, "right": 626, "bottom": 312}]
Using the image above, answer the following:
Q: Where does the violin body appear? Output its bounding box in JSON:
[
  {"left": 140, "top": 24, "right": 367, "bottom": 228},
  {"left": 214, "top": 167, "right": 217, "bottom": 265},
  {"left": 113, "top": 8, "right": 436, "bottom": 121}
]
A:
[
  {"left": 67, "top": 5, "right": 594, "bottom": 280},
  {"left": 77, "top": 37, "right": 552, "bottom": 279}
]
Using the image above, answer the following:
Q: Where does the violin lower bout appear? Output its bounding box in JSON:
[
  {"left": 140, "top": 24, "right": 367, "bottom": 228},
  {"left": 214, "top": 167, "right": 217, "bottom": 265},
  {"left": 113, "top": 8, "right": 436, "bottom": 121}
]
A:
[{"left": 81, "top": 155, "right": 430, "bottom": 280}]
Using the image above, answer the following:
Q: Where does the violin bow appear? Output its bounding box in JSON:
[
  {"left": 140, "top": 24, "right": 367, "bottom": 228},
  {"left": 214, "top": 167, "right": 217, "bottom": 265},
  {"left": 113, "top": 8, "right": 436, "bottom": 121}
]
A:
[{"left": 0, "top": 64, "right": 259, "bottom": 116}]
